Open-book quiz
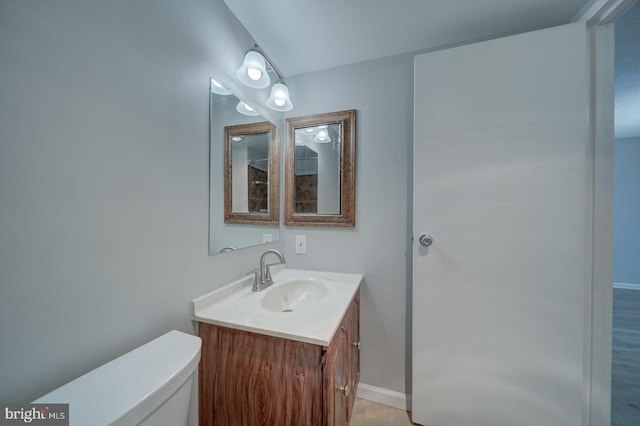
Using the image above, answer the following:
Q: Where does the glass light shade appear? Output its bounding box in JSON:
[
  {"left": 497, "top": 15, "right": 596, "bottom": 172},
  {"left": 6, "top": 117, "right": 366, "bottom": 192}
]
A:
[
  {"left": 210, "top": 78, "right": 231, "bottom": 95},
  {"left": 236, "top": 51, "right": 270, "bottom": 89},
  {"left": 266, "top": 82, "right": 293, "bottom": 112},
  {"left": 236, "top": 101, "right": 260, "bottom": 116}
]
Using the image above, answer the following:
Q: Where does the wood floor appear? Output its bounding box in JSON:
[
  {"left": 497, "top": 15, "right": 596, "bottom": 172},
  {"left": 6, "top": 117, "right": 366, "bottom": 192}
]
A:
[{"left": 611, "top": 288, "right": 640, "bottom": 426}]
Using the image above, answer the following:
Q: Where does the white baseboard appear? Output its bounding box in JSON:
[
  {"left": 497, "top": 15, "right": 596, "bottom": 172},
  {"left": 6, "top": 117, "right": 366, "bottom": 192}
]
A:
[
  {"left": 613, "top": 282, "right": 640, "bottom": 290},
  {"left": 356, "top": 383, "right": 410, "bottom": 411}
]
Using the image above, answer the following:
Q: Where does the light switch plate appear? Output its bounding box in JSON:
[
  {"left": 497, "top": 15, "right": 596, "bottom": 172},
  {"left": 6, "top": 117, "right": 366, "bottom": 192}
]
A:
[{"left": 295, "top": 235, "right": 307, "bottom": 254}]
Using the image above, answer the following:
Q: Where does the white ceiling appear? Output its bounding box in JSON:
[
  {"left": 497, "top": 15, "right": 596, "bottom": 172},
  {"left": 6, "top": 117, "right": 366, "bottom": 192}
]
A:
[
  {"left": 224, "top": 0, "right": 591, "bottom": 77},
  {"left": 224, "top": 0, "right": 640, "bottom": 138}
]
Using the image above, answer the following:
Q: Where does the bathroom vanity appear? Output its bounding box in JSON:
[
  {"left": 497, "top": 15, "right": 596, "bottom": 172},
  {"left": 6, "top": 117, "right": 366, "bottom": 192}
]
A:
[{"left": 193, "top": 268, "right": 362, "bottom": 426}]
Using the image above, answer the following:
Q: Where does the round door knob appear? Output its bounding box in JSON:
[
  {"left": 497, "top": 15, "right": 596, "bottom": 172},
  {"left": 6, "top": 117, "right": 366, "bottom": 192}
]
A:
[
  {"left": 418, "top": 234, "right": 433, "bottom": 247},
  {"left": 338, "top": 384, "right": 350, "bottom": 397}
]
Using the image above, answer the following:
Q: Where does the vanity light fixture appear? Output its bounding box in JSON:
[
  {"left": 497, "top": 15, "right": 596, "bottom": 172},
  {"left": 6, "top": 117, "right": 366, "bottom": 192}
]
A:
[
  {"left": 236, "top": 101, "right": 260, "bottom": 116},
  {"left": 231, "top": 136, "right": 244, "bottom": 142},
  {"left": 236, "top": 51, "right": 270, "bottom": 89},
  {"left": 266, "top": 82, "right": 293, "bottom": 112},
  {"left": 237, "top": 44, "right": 294, "bottom": 112}
]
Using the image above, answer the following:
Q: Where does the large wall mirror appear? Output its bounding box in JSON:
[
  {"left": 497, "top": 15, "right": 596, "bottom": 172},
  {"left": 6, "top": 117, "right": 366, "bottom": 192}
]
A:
[
  {"left": 284, "top": 109, "right": 356, "bottom": 227},
  {"left": 209, "top": 80, "right": 280, "bottom": 255}
]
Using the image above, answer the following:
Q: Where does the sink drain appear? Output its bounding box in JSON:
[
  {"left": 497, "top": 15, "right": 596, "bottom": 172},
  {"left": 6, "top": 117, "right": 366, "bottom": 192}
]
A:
[{"left": 282, "top": 309, "right": 293, "bottom": 313}]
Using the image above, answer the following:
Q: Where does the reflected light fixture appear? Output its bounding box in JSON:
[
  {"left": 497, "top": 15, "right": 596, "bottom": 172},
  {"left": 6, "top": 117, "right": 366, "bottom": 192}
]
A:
[
  {"left": 236, "top": 101, "right": 260, "bottom": 116},
  {"left": 210, "top": 78, "right": 231, "bottom": 95},
  {"left": 313, "top": 128, "right": 331, "bottom": 143},
  {"left": 266, "top": 82, "right": 293, "bottom": 111},
  {"left": 236, "top": 51, "right": 270, "bottom": 89}
]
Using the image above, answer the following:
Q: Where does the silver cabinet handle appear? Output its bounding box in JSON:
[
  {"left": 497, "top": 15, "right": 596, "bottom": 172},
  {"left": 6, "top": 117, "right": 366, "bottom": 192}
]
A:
[{"left": 418, "top": 234, "right": 433, "bottom": 247}]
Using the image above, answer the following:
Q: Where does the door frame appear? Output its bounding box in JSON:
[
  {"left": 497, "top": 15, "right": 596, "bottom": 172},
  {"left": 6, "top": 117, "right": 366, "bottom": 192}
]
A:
[{"left": 573, "top": 1, "right": 637, "bottom": 425}]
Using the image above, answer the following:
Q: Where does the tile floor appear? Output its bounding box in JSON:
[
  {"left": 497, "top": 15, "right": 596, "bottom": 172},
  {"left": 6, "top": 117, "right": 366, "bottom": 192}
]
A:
[{"left": 350, "top": 398, "right": 414, "bottom": 426}]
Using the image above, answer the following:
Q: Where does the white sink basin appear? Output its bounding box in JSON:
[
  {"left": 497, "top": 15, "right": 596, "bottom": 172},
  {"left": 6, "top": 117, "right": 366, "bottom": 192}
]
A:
[
  {"left": 192, "top": 268, "right": 363, "bottom": 345},
  {"left": 261, "top": 278, "right": 328, "bottom": 312}
]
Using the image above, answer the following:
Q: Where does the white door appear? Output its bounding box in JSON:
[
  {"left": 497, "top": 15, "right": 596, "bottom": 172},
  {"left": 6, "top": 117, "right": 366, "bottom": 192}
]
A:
[{"left": 412, "top": 23, "right": 591, "bottom": 426}]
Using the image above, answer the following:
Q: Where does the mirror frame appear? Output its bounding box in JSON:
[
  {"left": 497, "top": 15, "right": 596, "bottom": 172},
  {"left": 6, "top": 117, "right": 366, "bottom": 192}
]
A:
[
  {"left": 224, "top": 121, "right": 280, "bottom": 225},
  {"left": 284, "top": 109, "right": 356, "bottom": 227}
]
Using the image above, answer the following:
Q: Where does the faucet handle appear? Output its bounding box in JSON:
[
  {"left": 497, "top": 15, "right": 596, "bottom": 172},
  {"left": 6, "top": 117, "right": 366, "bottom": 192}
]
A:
[{"left": 247, "top": 269, "right": 259, "bottom": 291}]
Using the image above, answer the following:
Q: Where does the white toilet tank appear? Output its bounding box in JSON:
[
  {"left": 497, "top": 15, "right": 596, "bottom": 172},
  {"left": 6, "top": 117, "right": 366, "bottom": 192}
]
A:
[{"left": 34, "top": 330, "right": 201, "bottom": 426}]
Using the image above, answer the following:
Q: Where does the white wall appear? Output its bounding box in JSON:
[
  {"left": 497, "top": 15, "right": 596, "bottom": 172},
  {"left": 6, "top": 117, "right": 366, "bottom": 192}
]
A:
[
  {"left": 614, "top": 137, "right": 640, "bottom": 284},
  {"left": 282, "top": 54, "right": 415, "bottom": 395},
  {"left": 0, "top": 0, "right": 282, "bottom": 403}
]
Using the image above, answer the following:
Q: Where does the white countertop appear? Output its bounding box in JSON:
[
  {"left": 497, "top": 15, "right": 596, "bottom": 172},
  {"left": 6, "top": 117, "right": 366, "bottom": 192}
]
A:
[{"left": 192, "top": 267, "right": 363, "bottom": 346}]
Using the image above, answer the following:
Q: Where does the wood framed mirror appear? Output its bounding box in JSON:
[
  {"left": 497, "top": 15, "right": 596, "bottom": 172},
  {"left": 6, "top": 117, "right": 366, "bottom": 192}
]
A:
[
  {"left": 284, "top": 109, "right": 356, "bottom": 227},
  {"left": 224, "top": 121, "right": 279, "bottom": 225}
]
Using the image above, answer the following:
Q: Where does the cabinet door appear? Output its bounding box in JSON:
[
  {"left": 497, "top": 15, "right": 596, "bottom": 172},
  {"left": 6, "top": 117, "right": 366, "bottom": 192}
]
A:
[
  {"left": 324, "top": 325, "right": 349, "bottom": 426},
  {"left": 198, "top": 323, "right": 323, "bottom": 426},
  {"left": 349, "top": 291, "right": 360, "bottom": 396}
]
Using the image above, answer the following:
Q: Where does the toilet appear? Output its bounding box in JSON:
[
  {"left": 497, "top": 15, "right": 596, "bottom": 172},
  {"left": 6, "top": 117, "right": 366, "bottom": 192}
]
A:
[{"left": 34, "top": 330, "right": 201, "bottom": 426}]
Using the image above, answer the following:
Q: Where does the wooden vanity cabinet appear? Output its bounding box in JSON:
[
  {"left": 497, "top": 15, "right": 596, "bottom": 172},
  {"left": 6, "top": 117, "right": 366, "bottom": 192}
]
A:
[
  {"left": 324, "top": 291, "right": 360, "bottom": 426},
  {"left": 198, "top": 290, "right": 360, "bottom": 426}
]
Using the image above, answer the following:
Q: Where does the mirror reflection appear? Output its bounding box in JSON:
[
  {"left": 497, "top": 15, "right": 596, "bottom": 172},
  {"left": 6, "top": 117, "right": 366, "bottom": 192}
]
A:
[
  {"left": 293, "top": 124, "right": 341, "bottom": 214},
  {"left": 229, "top": 130, "right": 270, "bottom": 213},
  {"left": 209, "top": 80, "right": 280, "bottom": 255},
  {"left": 224, "top": 120, "right": 279, "bottom": 223},
  {"left": 285, "top": 110, "right": 356, "bottom": 227}
]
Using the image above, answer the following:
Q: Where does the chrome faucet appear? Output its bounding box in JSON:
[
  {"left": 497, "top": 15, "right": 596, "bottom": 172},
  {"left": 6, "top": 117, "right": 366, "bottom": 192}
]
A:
[{"left": 252, "top": 249, "right": 285, "bottom": 292}]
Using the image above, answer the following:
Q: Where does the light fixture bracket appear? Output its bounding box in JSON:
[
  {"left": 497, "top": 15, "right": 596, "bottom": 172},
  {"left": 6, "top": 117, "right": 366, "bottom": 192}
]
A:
[{"left": 249, "top": 44, "right": 284, "bottom": 82}]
